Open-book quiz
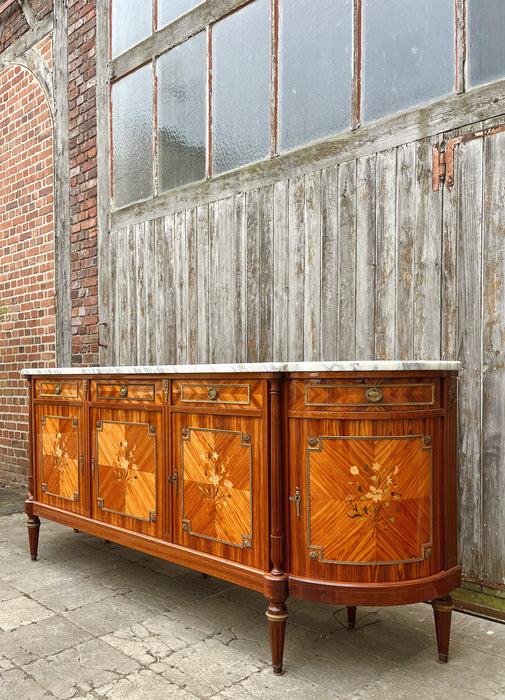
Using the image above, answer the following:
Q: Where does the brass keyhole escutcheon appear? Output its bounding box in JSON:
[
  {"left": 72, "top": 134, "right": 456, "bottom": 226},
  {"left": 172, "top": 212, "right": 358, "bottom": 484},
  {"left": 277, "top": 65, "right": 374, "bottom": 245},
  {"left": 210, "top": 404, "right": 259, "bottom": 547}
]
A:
[
  {"left": 54, "top": 384, "right": 61, "bottom": 395},
  {"left": 365, "top": 387, "right": 383, "bottom": 403},
  {"left": 120, "top": 385, "right": 128, "bottom": 397},
  {"left": 207, "top": 387, "right": 219, "bottom": 401}
]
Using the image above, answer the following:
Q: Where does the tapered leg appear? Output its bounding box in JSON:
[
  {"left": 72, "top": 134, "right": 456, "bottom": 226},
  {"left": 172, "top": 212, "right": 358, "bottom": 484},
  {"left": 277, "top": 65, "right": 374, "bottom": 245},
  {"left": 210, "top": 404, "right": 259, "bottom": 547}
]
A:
[
  {"left": 347, "top": 605, "right": 357, "bottom": 630},
  {"left": 266, "top": 599, "right": 288, "bottom": 675},
  {"left": 432, "top": 595, "right": 454, "bottom": 663},
  {"left": 27, "top": 514, "right": 40, "bottom": 561}
]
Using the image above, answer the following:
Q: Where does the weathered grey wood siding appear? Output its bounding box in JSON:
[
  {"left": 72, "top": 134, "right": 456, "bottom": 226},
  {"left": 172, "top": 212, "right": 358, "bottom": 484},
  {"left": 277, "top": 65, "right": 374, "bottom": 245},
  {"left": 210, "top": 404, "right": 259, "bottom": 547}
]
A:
[{"left": 100, "top": 123, "right": 505, "bottom": 587}]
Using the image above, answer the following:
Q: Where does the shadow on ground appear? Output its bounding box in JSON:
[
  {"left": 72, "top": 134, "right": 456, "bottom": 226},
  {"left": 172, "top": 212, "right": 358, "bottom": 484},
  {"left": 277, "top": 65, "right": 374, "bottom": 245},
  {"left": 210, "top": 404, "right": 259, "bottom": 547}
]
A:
[{"left": 0, "top": 485, "right": 26, "bottom": 516}]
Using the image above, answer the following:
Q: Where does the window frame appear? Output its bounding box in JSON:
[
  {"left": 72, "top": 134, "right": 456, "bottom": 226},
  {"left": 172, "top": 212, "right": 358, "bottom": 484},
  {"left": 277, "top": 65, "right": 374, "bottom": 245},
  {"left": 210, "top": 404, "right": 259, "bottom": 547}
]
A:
[{"left": 108, "top": 0, "right": 470, "bottom": 211}]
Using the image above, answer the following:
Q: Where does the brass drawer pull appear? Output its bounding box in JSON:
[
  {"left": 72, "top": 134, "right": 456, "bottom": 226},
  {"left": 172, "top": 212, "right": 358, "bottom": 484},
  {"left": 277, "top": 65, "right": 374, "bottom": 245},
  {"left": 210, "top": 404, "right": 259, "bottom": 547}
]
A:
[
  {"left": 365, "top": 387, "right": 383, "bottom": 403},
  {"left": 207, "top": 387, "right": 219, "bottom": 401},
  {"left": 119, "top": 385, "right": 128, "bottom": 397}
]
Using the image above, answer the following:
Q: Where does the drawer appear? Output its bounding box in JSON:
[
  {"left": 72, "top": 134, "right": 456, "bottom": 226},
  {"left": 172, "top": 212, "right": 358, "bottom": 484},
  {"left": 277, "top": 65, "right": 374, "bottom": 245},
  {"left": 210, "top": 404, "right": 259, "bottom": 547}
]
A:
[
  {"left": 91, "top": 380, "right": 165, "bottom": 404},
  {"left": 171, "top": 379, "right": 263, "bottom": 410},
  {"left": 291, "top": 379, "right": 439, "bottom": 411},
  {"left": 35, "top": 379, "right": 83, "bottom": 401}
]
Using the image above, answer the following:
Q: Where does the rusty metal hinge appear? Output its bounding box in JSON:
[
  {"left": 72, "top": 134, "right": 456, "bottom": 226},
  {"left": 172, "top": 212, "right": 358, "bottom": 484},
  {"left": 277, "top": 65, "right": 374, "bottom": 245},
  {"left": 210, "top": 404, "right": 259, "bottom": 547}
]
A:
[{"left": 433, "top": 122, "right": 505, "bottom": 191}]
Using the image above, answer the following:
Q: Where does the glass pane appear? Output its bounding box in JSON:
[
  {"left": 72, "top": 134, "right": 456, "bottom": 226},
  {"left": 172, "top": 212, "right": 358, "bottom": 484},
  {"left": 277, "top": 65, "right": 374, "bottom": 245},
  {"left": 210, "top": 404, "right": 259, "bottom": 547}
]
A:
[
  {"left": 363, "top": 0, "right": 455, "bottom": 122},
  {"left": 211, "top": 0, "right": 271, "bottom": 175},
  {"left": 279, "top": 0, "right": 352, "bottom": 152},
  {"left": 112, "top": 65, "right": 153, "bottom": 208},
  {"left": 111, "top": 0, "right": 152, "bottom": 58},
  {"left": 158, "top": 0, "right": 203, "bottom": 28},
  {"left": 467, "top": 0, "right": 505, "bottom": 87},
  {"left": 158, "top": 33, "right": 206, "bottom": 192}
]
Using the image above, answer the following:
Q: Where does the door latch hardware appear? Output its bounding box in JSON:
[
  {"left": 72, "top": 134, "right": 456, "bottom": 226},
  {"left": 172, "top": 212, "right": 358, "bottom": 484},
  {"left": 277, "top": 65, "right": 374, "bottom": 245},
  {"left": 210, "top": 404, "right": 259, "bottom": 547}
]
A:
[
  {"left": 168, "top": 470, "right": 178, "bottom": 496},
  {"left": 289, "top": 486, "right": 301, "bottom": 518}
]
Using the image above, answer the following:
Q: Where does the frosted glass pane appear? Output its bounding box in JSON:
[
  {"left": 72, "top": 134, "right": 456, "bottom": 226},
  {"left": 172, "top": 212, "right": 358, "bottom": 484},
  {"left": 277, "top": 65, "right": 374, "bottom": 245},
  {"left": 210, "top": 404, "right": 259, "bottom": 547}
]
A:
[
  {"left": 279, "top": 0, "right": 352, "bottom": 152},
  {"left": 158, "top": 33, "right": 206, "bottom": 192},
  {"left": 363, "top": 0, "right": 454, "bottom": 122},
  {"left": 467, "top": 0, "right": 505, "bottom": 87},
  {"left": 112, "top": 65, "right": 153, "bottom": 208},
  {"left": 212, "top": 0, "right": 271, "bottom": 174},
  {"left": 111, "top": 0, "right": 152, "bottom": 58},
  {"left": 158, "top": 0, "right": 203, "bottom": 27}
]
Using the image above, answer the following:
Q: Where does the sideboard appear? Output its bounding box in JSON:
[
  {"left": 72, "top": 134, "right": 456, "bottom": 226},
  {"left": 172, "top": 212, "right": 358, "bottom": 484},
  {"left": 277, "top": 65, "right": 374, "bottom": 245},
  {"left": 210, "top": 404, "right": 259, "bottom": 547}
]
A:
[{"left": 22, "top": 361, "right": 461, "bottom": 674}]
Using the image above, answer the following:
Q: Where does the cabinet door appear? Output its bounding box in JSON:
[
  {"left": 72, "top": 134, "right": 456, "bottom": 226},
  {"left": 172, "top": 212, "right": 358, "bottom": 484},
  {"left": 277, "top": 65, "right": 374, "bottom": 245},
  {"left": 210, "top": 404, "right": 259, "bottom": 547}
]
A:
[
  {"left": 91, "top": 408, "right": 163, "bottom": 538},
  {"left": 172, "top": 412, "right": 268, "bottom": 570},
  {"left": 288, "top": 416, "right": 441, "bottom": 583},
  {"left": 35, "top": 404, "right": 88, "bottom": 515}
]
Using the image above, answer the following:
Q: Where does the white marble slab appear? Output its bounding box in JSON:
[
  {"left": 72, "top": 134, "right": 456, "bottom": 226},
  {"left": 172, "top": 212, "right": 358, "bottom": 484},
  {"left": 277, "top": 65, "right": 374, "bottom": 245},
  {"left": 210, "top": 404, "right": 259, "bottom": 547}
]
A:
[{"left": 21, "top": 360, "right": 460, "bottom": 377}]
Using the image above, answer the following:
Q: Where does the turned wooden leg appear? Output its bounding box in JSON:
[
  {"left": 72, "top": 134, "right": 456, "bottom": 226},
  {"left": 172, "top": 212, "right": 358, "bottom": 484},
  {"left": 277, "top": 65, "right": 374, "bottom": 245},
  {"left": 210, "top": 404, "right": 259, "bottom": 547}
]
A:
[
  {"left": 27, "top": 514, "right": 40, "bottom": 561},
  {"left": 266, "top": 599, "right": 288, "bottom": 675},
  {"left": 432, "top": 595, "right": 454, "bottom": 663},
  {"left": 347, "top": 605, "right": 357, "bottom": 630}
]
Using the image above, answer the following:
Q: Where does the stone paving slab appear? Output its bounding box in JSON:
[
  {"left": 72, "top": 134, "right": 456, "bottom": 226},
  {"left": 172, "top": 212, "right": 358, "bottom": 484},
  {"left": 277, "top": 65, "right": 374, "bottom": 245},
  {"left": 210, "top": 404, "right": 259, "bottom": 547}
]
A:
[{"left": 0, "top": 511, "right": 504, "bottom": 699}]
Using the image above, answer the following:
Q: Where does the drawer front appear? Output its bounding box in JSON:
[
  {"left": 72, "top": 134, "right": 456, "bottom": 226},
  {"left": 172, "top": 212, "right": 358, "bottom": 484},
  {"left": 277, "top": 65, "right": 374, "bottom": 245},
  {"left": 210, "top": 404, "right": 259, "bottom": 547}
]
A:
[
  {"left": 291, "top": 379, "right": 438, "bottom": 411},
  {"left": 171, "top": 380, "right": 263, "bottom": 410},
  {"left": 91, "top": 380, "right": 164, "bottom": 404},
  {"left": 35, "top": 380, "right": 83, "bottom": 401}
]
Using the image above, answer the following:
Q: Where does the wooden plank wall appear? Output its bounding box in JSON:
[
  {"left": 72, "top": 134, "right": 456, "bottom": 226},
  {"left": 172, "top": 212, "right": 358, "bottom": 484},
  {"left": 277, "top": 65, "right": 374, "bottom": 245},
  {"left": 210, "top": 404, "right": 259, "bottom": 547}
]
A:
[{"left": 102, "top": 128, "right": 505, "bottom": 586}]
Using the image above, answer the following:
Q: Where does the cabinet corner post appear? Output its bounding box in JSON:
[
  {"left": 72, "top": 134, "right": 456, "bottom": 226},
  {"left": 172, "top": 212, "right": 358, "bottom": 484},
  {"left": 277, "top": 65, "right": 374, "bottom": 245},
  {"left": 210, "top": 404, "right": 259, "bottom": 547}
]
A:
[{"left": 265, "top": 377, "right": 288, "bottom": 674}]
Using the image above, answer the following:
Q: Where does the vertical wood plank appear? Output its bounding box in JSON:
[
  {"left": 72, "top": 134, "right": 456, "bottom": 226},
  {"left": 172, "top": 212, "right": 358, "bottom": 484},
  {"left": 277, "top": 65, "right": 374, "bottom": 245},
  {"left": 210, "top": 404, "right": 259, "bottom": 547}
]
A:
[
  {"left": 337, "top": 160, "right": 357, "bottom": 360},
  {"left": 395, "top": 143, "right": 416, "bottom": 359},
  {"left": 304, "top": 172, "right": 321, "bottom": 360},
  {"left": 165, "top": 213, "right": 177, "bottom": 364},
  {"left": 375, "top": 148, "right": 397, "bottom": 360},
  {"left": 456, "top": 136, "right": 483, "bottom": 579},
  {"left": 321, "top": 165, "right": 339, "bottom": 360},
  {"left": 153, "top": 218, "right": 167, "bottom": 364},
  {"left": 196, "top": 204, "right": 209, "bottom": 363},
  {"left": 481, "top": 130, "right": 505, "bottom": 584},
  {"left": 414, "top": 137, "right": 443, "bottom": 360},
  {"left": 288, "top": 177, "right": 305, "bottom": 361},
  {"left": 235, "top": 192, "right": 247, "bottom": 363},
  {"left": 355, "top": 154, "right": 376, "bottom": 359},
  {"left": 174, "top": 210, "right": 187, "bottom": 364},
  {"left": 186, "top": 207, "right": 198, "bottom": 364},
  {"left": 246, "top": 189, "right": 261, "bottom": 362},
  {"left": 273, "top": 180, "right": 289, "bottom": 361},
  {"left": 135, "top": 222, "right": 147, "bottom": 364},
  {"left": 259, "top": 185, "right": 274, "bottom": 361}
]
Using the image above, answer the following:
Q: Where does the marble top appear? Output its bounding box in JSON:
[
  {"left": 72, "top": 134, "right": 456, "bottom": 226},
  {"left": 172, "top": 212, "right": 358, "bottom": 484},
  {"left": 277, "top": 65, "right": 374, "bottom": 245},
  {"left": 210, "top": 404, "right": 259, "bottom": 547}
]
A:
[{"left": 21, "top": 360, "right": 460, "bottom": 377}]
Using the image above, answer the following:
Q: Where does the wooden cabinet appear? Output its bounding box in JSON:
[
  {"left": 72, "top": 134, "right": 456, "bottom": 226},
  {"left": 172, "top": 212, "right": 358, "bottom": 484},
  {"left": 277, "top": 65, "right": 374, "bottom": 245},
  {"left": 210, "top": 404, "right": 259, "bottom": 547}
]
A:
[{"left": 23, "top": 365, "right": 460, "bottom": 674}]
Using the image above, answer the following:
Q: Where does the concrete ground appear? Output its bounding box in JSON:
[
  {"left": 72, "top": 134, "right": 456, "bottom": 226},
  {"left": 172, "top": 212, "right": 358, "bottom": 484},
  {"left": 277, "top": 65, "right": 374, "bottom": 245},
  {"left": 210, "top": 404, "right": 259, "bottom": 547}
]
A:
[{"left": 0, "top": 503, "right": 504, "bottom": 699}]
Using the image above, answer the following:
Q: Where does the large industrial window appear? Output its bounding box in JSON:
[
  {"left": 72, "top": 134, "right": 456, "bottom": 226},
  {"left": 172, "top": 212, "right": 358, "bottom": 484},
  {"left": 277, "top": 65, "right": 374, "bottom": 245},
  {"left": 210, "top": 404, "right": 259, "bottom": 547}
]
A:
[{"left": 110, "top": 0, "right": 498, "bottom": 210}]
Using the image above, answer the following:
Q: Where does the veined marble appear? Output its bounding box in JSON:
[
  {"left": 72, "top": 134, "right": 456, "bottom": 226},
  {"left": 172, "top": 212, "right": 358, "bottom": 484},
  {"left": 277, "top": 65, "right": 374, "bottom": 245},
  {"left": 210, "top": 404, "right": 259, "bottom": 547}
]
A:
[{"left": 21, "top": 360, "right": 460, "bottom": 377}]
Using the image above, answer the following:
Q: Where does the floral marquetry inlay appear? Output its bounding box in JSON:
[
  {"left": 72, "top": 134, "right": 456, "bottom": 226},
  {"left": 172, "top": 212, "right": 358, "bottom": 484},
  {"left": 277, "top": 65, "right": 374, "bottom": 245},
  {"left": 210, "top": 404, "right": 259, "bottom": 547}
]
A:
[
  {"left": 181, "top": 428, "right": 252, "bottom": 548},
  {"left": 307, "top": 434, "right": 432, "bottom": 565},
  {"left": 95, "top": 420, "right": 157, "bottom": 522},
  {"left": 346, "top": 461, "right": 402, "bottom": 537},
  {"left": 40, "top": 415, "right": 79, "bottom": 502}
]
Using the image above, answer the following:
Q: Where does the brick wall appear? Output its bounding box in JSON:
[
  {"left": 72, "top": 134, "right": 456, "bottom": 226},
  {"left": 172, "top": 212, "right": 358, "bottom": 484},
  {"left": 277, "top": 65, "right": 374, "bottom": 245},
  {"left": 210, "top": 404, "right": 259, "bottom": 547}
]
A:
[
  {"left": 0, "top": 44, "right": 55, "bottom": 489},
  {"left": 68, "top": 0, "right": 99, "bottom": 366}
]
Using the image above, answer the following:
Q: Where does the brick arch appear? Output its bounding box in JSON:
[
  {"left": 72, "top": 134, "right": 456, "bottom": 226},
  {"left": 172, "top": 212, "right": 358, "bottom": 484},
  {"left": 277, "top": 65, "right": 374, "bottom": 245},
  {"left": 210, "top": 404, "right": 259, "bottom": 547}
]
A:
[{"left": 0, "top": 59, "right": 55, "bottom": 488}]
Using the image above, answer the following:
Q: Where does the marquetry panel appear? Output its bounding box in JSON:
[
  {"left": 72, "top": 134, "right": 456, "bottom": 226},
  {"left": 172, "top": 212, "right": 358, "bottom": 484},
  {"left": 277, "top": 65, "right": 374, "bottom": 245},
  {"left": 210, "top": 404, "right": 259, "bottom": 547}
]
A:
[
  {"left": 288, "top": 416, "right": 441, "bottom": 583},
  {"left": 35, "top": 379, "right": 85, "bottom": 401},
  {"left": 172, "top": 412, "right": 268, "bottom": 569},
  {"left": 92, "top": 408, "right": 163, "bottom": 536},
  {"left": 171, "top": 379, "right": 263, "bottom": 410},
  {"left": 35, "top": 404, "right": 87, "bottom": 515},
  {"left": 91, "top": 380, "right": 164, "bottom": 404},
  {"left": 307, "top": 434, "right": 432, "bottom": 565}
]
